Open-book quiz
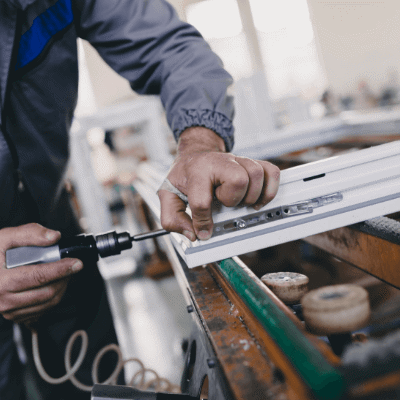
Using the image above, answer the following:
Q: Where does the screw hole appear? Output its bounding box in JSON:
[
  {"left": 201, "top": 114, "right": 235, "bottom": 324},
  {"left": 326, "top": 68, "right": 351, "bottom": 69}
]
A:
[{"left": 273, "top": 368, "right": 285, "bottom": 384}]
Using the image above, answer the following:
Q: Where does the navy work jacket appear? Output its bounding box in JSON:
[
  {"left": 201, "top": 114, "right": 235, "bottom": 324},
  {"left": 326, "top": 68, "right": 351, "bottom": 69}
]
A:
[{"left": 0, "top": 0, "right": 234, "bottom": 226}]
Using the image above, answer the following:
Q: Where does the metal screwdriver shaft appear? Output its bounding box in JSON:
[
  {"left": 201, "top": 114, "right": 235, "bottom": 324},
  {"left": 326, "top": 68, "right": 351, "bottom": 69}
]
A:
[{"left": 130, "top": 229, "right": 169, "bottom": 241}]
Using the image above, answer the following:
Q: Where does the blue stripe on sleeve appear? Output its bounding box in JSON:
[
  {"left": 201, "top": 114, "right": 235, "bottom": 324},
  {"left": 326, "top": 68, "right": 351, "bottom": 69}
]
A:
[{"left": 15, "top": 0, "right": 73, "bottom": 70}]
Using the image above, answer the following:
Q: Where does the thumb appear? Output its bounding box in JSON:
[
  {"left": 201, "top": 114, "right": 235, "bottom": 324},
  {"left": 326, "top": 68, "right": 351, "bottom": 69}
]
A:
[
  {"left": 0, "top": 223, "right": 61, "bottom": 251},
  {"left": 159, "top": 190, "right": 196, "bottom": 241}
]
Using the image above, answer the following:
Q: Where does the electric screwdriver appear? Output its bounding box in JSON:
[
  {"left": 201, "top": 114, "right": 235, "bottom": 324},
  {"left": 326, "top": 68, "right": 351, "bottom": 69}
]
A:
[{"left": 5, "top": 229, "right": 169, "bottom": 269}]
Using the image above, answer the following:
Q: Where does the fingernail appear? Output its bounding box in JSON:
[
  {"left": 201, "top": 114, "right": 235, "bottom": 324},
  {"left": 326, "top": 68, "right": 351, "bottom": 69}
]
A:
[
  {"left": 71, "top": 260, "right": 83, "bottom": 272},
  {"left": 183, "top": 230, "right": 196, "bottom": 241},
  {"left": 197, "top": 230, "right": 212, "bottom": 241},
  {"left": 46, "top": 230, "right": 60, "bottom": 241},
  {"left": 254, "top": 203, "right": 266, "bottom": 211}
]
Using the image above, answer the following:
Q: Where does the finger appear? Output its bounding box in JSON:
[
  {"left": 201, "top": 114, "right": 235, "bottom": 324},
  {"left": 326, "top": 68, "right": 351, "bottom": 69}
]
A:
[
  {"left": 159, "top": 190, "right": 196, "bottom": 241},
  {"left": 4, "top": 288, "right": 66, "bottom": 323},
  {"left": 9, "top": 279, "right": 68, "bottom": 310},
  {"left": 213, "top": 159, "right": 249, "bottom": 208},
  {"left": 0, "top": 223, "right": 61, "bottom": 264},
  {"left": 253, "top": 161, "right": 281, "bottom": 210},
  {"left": 7, "top": 258, "right": 82, "bottom": 292},
  {"left": 2, "top": 280, "right": 69, "bottom": 322},
  {"left": 186, "top": 175, "right": 215, "bottom": 241},
  {"left": 234, "top": 157, "right": 265, "bottom": 205},
  {"left": 0, "top": 223, "right": 61, "bottom": 248},
  {"left": 187, "top": 157, "right": 250, "bottom": 240}
]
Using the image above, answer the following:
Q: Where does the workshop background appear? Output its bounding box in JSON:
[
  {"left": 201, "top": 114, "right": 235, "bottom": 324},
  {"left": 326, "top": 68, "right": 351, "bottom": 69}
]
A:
[{"left": 65, "top": 0, "right": 400, "bottom": 397}]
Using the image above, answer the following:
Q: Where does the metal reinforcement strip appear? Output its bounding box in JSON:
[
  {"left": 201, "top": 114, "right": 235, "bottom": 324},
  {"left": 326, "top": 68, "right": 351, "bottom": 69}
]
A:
[{"left": 217, "top": 258, "right": 346, "bottom": 400}]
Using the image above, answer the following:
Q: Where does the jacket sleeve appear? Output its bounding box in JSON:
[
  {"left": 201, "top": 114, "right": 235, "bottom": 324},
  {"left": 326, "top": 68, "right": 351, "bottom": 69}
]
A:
[{"left": 73, "top": 0, "right": 234, "bottom": 151}]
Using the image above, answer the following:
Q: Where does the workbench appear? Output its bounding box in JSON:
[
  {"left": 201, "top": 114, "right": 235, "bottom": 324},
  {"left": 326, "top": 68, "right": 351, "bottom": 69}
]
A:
[{"left": 133, "top": 134, "right": 400, "bottom": 400}]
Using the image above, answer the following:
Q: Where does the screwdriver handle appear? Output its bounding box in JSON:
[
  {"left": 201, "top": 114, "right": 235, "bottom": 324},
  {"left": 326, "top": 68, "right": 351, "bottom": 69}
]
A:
[
  {"left": 6, "top": 244, "right": 61, "bottom": 269},
  {"left": 6, "top": 234, "right": 98, "bottom": 269}
]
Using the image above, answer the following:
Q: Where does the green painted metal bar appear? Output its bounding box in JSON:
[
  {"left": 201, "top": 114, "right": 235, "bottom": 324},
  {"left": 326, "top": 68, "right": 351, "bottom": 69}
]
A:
[{"left": 217, "top": 258, "right": 346, "bottom": 400}]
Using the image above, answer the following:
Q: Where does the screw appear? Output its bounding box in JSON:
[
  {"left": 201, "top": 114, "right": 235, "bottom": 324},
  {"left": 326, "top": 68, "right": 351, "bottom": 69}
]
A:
[
  {"left": 207, "top": 358, "right": 216, "bottom": 368},
  {"left": 187, "top": 305, "right": 194, "bottom": 313},
  {"left": 234, "top": 219, "right": 247, "bottom": 230},
  {"left": 272, "top": 367, "right": 285, "bottom": 384}
]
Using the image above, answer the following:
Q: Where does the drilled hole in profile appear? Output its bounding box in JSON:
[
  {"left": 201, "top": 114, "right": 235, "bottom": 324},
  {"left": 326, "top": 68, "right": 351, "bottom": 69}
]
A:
[
  {"left": 273, "top": 368, "right": 285, "bottom": 384},
  {"left": 303, "top": 173, "right": 326, "bottom": 182}
]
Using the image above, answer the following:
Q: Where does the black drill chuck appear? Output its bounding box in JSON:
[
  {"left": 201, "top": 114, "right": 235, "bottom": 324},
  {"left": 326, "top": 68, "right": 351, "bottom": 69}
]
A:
[
  {"left": 95, "top": 231, "right": 132, "bottom": 258},
  {"left": 58, "top": 231, "right": 133, "bottom": 264}
]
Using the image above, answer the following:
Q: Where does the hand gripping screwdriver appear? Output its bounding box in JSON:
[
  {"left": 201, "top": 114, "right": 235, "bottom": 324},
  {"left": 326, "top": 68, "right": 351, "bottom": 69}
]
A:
[{"left": 5, "top": 229, "right": 169, "bottom": 269}]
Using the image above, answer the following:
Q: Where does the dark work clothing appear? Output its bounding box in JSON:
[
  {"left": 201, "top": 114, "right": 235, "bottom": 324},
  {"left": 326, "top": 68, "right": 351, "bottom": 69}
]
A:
[
  {"left": 0, "top": 0, "right": 235, "bottom": 398},
  {"left": 0, "top": 321, "right": 23, "bottom": 399},
  {"left": 0, "top": 0, "right": 234, "bottom": 225},
  {"left": 0, "top": 187, "right": 122, "bottom": 400}
]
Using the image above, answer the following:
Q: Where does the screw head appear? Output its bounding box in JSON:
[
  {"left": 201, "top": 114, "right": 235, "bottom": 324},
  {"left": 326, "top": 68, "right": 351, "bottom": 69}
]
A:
[
  {"left": 234, "top": 219, "right": 247, "bottom": 230},
  {"left": 187, "top": 305, "right": 194, "bottom": 313},
  {"left": 207, "top": 358, "right": 216, "bottom": 368}
]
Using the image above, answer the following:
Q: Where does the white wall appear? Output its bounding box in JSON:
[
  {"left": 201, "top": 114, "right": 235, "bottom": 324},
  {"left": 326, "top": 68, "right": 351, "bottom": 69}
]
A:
[
  {"left": 307, "top": 0, "right": 400, "bottom": 96},
  {"left": 79, "top": 40, "right": 136, "bottom": 110},
  {"left": 80, "top": 0, "right": 400, "bottom": 107}
]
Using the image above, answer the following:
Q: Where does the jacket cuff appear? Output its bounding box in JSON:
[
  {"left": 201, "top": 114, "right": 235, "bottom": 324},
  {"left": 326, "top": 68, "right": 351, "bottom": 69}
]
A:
[{"left": 173, "top": 109, "right": 234, "bottom": 152}]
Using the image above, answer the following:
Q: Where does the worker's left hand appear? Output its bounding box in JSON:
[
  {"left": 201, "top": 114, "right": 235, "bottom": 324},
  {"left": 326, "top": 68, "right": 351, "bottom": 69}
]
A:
[{"left": 158, "top": 127, "right": 280, "bottom": 241}]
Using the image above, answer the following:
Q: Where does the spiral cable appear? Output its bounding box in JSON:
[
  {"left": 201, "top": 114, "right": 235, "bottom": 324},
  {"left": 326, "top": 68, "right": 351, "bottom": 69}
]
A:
[{"left": 31, "top": 330, "right": 180, "bottom": 393}]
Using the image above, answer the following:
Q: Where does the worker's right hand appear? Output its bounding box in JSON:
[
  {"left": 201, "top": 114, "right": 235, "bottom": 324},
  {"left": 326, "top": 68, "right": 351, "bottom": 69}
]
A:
[{"left": 0, "top": 223, "right": 83, "bottom": 325}]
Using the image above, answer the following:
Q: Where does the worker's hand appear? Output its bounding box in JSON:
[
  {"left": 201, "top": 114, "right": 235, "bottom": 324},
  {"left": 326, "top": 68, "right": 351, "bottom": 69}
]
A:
[
  {"left": 158, "top": 127, "right": 280, "bottom": 241},
  {"left": 0, "top": 223, "right": 83, "bottom": 324}
]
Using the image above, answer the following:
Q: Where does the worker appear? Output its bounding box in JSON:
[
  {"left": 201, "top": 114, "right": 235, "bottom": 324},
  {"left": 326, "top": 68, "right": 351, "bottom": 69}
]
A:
[{"left": 0, "top": 0, "right": 280, "bottom": 399}]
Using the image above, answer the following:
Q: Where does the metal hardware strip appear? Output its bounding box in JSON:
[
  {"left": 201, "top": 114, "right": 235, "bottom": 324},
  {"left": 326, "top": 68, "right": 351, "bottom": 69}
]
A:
[
  {"left": 135, "top": 140, "right": 400, "bottom": 268},
  {"left": 212, "top": 193, "right": 343, "bottom": 237}
]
